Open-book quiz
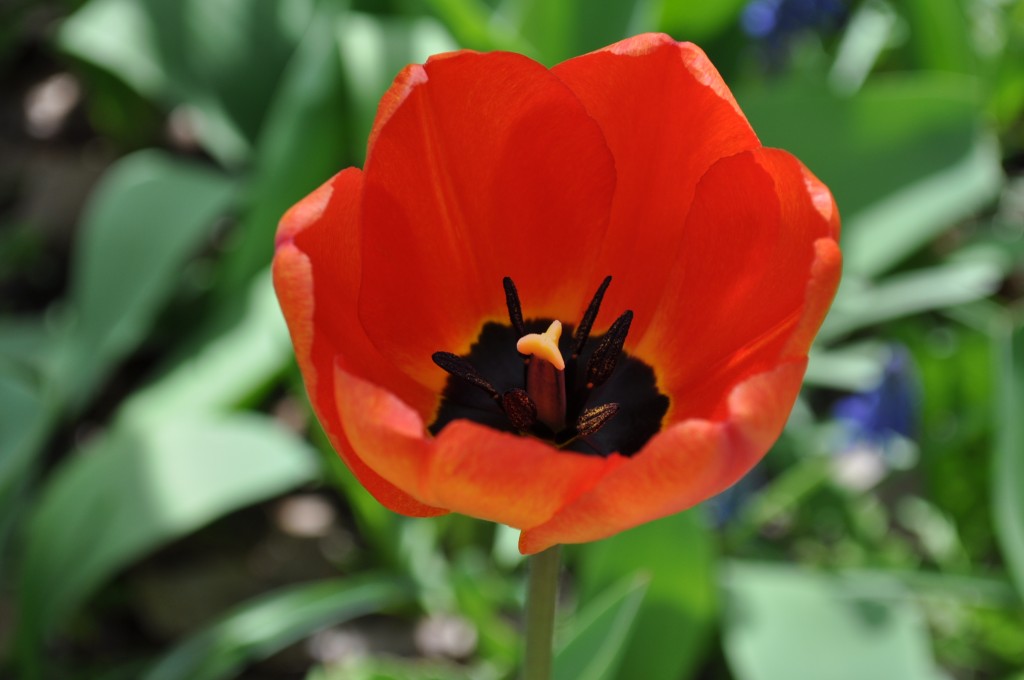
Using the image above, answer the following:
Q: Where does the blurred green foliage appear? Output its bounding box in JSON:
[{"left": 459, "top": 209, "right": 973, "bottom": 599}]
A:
[{"left": 1, "top": 0, "right": 1022, "bottom": 678}]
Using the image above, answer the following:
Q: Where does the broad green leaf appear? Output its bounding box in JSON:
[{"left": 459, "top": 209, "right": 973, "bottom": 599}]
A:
[
  {"left": 307, "top": 656, "right": 496, "bottom": 680},
  {"left": 829, "top": 0, "right": 899, "bottom": 94},
  {"left": 992, "top": 318, "right": 1024, "bottom": 597},
  {"left": 120, "top": 271, "right": 290, "bottom": 429},
  {"left": 0, "top": 322, "right": 59, "bottom": 564},
  {"left": 0, "top": 372, "right": 45, "bottom": 495},
  {"left": 722, "top": 563, "right": 944, "bottom": 680},
  {"left": 573, "top": 510, "right": 717, "bottom": 680},
  {"left": 58, "top": 0, "right": 313, "bottom": 165},
  {"left": 143, "top": 575, "right": 411, "bottom": 680},
  {"left": 901, "top": 0, "right": 974, "bottom": 74},
  {"left": 17, "top": 414, "right": 318, "bottom": 644},
  {"left": 513, "top": 0, "right": 641, "bottom": 65},
  {"left": 0, "top": 371, "right": 50, "bottom": 557},
  {"left": 317, "top": 426, "right": 401, "bottom": 562},
  {"left": 726, "top": 458, "right": 832, "bottom": 547},
  {"left": 449, "top": 551, "right": 519, "bottom": 668},
  {"left": 57, "top": 0, "right": 166, "bottom": 104},
  {"left": 219, "top": 0, "right": 349, "bottom": 294},
  {"left": 399, "top": 519, "right": 456, "bottom": 613},
  {"left": 991, "top": 1, "right": 1024, "bottom": 128},
  {"left": 424, "top": 0, "right": 528, "bottom": 54},
  {"left": 840, "top": 135, "right": 1002, "bottom": 278},
  {"left": 61, "top": 150, "right": 235, "bottom": 409},
  {"left": 0, "top": 315, "right": 52, "bottom": 375},
  {"left": 553, "top": 575, "right": 649, "bottom": 680},
  {"left": 0, "top": 317, "right": 55, "bottom": 506},
  {"left": 737, "top": 74, "right": 1003, "bottom": 278},
  {"left": 804, "top": 342, "right": 889, "bottom": 391},
  {"left": 655, "top": 0, "right": 748, "bottom": 43},
  {"left": 337, "top": 12, "right": 458, "bottom": 163},
  {"left": 866, "top": 568, "right": 1018, "bottom": 608},
  {"left": 819, "top": 258, "right": 1005, "bottom": 343}
]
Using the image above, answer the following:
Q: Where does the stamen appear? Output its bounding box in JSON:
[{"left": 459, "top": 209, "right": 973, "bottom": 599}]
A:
[
  {"left": 585, "top": 310, "right": 633, "bottom": 388},
  {"left": 516, "top": 320, "right": 565, "bottom": 371},
  {"left": 572, "top": 275, "right": 612, "bottom": 357},
  {"left": 502, "top": 276, "right": 527, "bottom": 337},
  {"left": 431, "top": 277, "right": 663, "bottom": 457},
  {"left": 431, "top": 351, "right": 500, "bottom": 400},
  {"left": 576, "top": 402, "right": 620, "bottom": 436},
  {"left": 502, "top": 388, "right": 537, "bottom": 431}
]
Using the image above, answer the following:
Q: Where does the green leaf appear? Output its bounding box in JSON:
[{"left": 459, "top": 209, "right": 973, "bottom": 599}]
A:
[
  {"left": 737, "top": 74, "right": 1003, "bottom": 278},
  {"left": 0, "top": 371, "right": 45, "bottom": 492},
  {"left": 307, "top": 655, "right": 495, "bottom": 680},
  {"left": 901, "top": 0, "right": 974, "bottom": 74},
  {"left": 143, "top": 575, "right": 411, "bottom": 680},
  {"left": 573, "top": 510, "right": 717, "bottom": 680},
  {"left": 654, "top": 0, "right": 748, "bottom": 43},
  {"left": 0, "top": 370, "right": 50, "bottom": 552},
  {"left": 57, "top": 0, "right": 313, "bottom": 165},
  {"left": 17, "top": 414, "right": 318, "bottom": 644},
  {"left": 57, "top": 0, "right": 167, "bottom": 105},
  {"left": 449, "top": 552, "right": 519, "bottom": 668},
  {"left": 829, "top": 0, "right": 899, "bottom": 93},
  {"left": 337, "top": 12, "right": 458, "bottom": 163},
  {"left": 992, "top": 318, "right": 1024, "bottom": 597},
  {"left": 219, "top": 0, "right": 349, "bottom": 294},
  {"left": 819, "top": 258, "right": 1005, "bottom": 342},
  {"left": 61, "top": 150, "right": 235, "bottom": 409},
  {"left": 804, "top": 342, "right": 889, "bottom": 391},
  {"left": 513, "top": 0, "right": 641, "bottom": 65},
  {"left": 840, "top": 135, "right": 1002, "bottom": 278},
  {"left": 120, "top": 271, "right": 290, "bottom": 430},
  {"left": 423, "top": 0, "right": 529, "bottom": 54},
  {"left": 554, "top": 575, "right": 649, "bottom": 680},
  {"left": 0, "top": 315, "right": 52, "bottom": 374},
  {"left": 722, "top": 563, "right": 944, "bottom": 680}
]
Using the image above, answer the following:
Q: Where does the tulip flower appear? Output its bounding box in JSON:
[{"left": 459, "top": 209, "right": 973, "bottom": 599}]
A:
[{"left": 273, "top": 33, "right": 841, "bottom": 557}]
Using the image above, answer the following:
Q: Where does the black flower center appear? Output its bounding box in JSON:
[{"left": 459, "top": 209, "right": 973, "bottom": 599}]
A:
[{"left": 429, "top": 277, "right": 669, "bottom": 457}]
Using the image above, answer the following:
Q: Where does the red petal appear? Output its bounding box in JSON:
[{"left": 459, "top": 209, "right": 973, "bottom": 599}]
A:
[
  {"left": 785, "top": 238, "right": 842, "bottom": 357},
  {"left": 519, "top": 360, "right": 806, "bottom": 554},
  {"left": 274, "top": 168, "right": 445, "bottom": 517},
  {"left": 634, "top": 149, "right": 837, "bottom": 424},
  {"left": 357, "top": 51, "right": 617, "bottom": 391},
  {"left": 334, "top": 364, "right": 623, "bottom": 529},
  {"left": 552, "top": 34, "right": 761, "bottom": 339}
]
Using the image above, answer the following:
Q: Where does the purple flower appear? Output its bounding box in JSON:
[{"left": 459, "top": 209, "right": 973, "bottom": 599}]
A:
[
  {"left": 741, "top": 0, "right": 849, "bottom": 67},
  {"left": 831, "top": 346, "right": 919, "bottom": 489}
]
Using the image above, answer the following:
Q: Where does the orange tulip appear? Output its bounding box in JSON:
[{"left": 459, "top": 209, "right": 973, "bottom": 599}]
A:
[{"left": 273, "top": 33, "right": 841, "bottom": 554}]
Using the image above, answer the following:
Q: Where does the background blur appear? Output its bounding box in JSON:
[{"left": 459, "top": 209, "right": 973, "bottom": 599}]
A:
[{"left": 1, "top": 0, "right": 1023, "bottom": 678}]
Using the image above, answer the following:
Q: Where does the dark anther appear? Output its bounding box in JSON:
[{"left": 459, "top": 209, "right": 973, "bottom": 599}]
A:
[
  {"left": 502, "top": 277, "right": 526, "bottom": 337},
  {"left": 585, "top": 310, "right": 634, "bottom": 388},
  {"left": 576, "top": 403, "right": 620, "bottom": 437},
  {"left": 502, "top": 388, "right": 537, "bottom": 430},
  {"left": 432, "top": 351, "right": 500, "bottom": 400},
  {"left": 572, "top": 275, "right": 612, "bottom": 357}
]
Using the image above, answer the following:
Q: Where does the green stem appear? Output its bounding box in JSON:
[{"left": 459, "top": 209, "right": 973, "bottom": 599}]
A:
[{"left": 523, "top": 545, "right": 561, "bottom": 680}]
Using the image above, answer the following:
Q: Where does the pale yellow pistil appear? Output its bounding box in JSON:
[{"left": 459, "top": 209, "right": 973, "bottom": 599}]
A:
[
  {"left": 516, "top": 320, "right": 565, "bottom": 371},
  {"left": 516, "top": 320, "right": 567, "bottom": 431}
]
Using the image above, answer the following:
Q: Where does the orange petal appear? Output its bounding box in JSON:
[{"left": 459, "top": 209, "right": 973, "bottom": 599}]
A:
[
  {"left": 552, "top": 34, "right": 761, "bottom": 339},
  {"left": 519, "top": 359, "right": 807, "bottom": 554},
  {"left": 357, "top": 50, "right": 617, "bottom": 390},
  {"left": 635, "top": 149, "right": 837, "bottom": 424},
  {"left": 334, "top": 364, "right": 624, "bottom": 530},
  {"left": 274, "top": 168, "right": 445, "bottom": 517}
]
